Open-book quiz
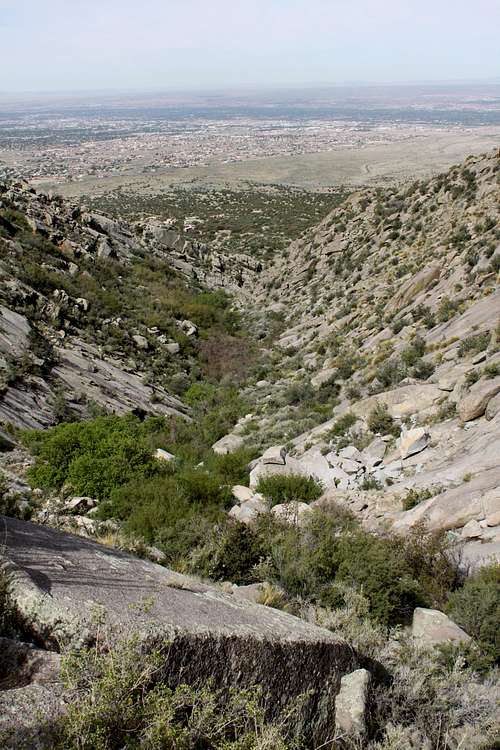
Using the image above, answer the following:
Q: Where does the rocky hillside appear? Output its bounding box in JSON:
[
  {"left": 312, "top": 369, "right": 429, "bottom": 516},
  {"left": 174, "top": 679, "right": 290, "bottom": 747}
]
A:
[
  {"left": 214, "top": 149, "right": 499, "bottom": 569},
  {"left": 1, "top": 151, "right": 499, "bottom": 750},
  {"left": 0, "top": 181, "right": 260, "bottom": 432}
]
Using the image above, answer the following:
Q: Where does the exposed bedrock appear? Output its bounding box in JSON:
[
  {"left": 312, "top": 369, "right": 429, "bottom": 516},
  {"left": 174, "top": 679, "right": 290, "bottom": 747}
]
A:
[{"left": 0, "top": 516, "right": 369, "bottom": 745}]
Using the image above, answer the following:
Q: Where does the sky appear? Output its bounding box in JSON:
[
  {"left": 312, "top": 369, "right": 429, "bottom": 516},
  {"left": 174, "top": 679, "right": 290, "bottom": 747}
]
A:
[{"left": 0, "top": 0, "right": 499, "bottom": 93}]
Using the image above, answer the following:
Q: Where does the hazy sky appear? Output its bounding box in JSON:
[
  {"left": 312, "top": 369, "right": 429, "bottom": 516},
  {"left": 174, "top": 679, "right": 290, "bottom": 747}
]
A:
[{"left": 0, "top": 0, "right": 499, "bottom": 92}]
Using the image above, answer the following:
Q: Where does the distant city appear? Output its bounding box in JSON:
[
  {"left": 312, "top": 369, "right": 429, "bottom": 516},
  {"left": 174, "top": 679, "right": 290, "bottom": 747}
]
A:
[{"left": 1, "top": 83, "right": 499, "bottom": 187}]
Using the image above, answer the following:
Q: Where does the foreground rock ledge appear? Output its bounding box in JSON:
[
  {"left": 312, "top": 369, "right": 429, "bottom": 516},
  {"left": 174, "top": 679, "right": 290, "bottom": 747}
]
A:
[{"left": 0, "top": 516, "right": 361, "bottom": 744}]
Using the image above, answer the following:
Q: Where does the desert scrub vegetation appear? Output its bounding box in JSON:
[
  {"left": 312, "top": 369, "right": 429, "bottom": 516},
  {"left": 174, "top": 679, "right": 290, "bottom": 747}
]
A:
[
  {"left": 458, "top": 330, "right": 491, "bottom": 357},
  {"left": 189, "top": 508, "right": 461, "bottom": 627},
  {"left": 83, "top": 183, "right": 347, "bottom": 260},
  {"left": 445, "top": 563, "right": 500, "bottom": 669},
  {"left": 1, "top": 198, "right": 259, "bottom": 400},
  {"left": 254, "top": 474, "right": 323, "bottom": 507},
  {"left": 21, "top": 400, "right": 260, "bottom": 563},
  {"left": 401, "top": 487, "right": 437, "bottom": 511},
  {"left": 52, "top": 637, "right": 298, "bottom": 750},
  {"left": 367, "top": 403, "right": 399, "bottom": 437}
]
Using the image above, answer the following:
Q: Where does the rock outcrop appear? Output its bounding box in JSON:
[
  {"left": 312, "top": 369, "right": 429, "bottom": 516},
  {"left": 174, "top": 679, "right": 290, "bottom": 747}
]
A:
[
  {"left": 0, "top": 515, "right": 363, "bottom": 745},
  {"left": 411, "top": 608, "right": 471, "bottom": 646}
]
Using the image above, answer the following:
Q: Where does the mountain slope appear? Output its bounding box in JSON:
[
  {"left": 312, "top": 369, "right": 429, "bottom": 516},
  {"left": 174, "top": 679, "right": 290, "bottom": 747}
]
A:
[
  {"left": 0, "top": 182, "right": 257, "bottom": 430},
  {"left": 216, "top": 149, "right": 500, "bottom": 566}
]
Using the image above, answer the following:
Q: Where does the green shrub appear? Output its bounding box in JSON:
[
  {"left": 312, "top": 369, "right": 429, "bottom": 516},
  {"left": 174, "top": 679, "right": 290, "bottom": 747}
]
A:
[
  {"left": 255, "top": 474, "right": 323, "bottom": 507},
  {"left": 284, "top": 381, "right": 314, "bottom": 406},
  {"left": 374, "top": 359, "right": 406, "bottom": 388},
  {"left": 402, "top": 487, "right": 434, "bottom": 511},
  {"left": 446, "top": 564, "right": 500, "bottom": 663},
  {"left": 326, "top": 412, "right": 357, "bottom": 439},
  {"left": 188, "top": 518, "right": 266, "bottom": 583},
  {"left": 24, "top": 415, "right": 160, "bottom": 499},
  {"left": 258, "top": 508, "right": 458, "bottom": 626},
  {"left": 401, "top": 336, "right": 426, "bottom": 367},
  {"left": 367, "top": 402, "right": 398, "bottom": 436},
  {"left": 458, "top": 331, "right": 491, "bottom": 357},
  {"left": 437, "top": 296, "right": 460, "bottom": 323},
  {"left": 99, "top": 447, "right": 256, "bottom": 553}
]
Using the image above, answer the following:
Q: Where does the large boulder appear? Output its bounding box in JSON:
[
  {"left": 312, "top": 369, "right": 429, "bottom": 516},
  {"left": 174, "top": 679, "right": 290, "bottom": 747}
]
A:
[
  {"left": 261, "top": 445, "right": 287, "bottom": 465},
  {"left": 228, "top": 496, "right": 267, "bottom": 524},
  {"left": 0, "top": 517, "right": 362, "bottom": 745},
  {"left": 399, "top": 426, "right": 430, "bottom": 460},
  {"left": 412, "top": 608, "right": 471, "bottom": 646},
  {"left": 485, "top": 391, "right": 500, "bottom": 420},
  {"left": 334, "top": 668, "right": 371, "bottom": 738},
  {"left": 458, "top": 377, "right": 500, "bottom": 422},
  {"left": 351, "top": 384, "right": 442, "bottom": 421},
  {"left": 386, "top": 263, "right": 440, "bottom": 314}
]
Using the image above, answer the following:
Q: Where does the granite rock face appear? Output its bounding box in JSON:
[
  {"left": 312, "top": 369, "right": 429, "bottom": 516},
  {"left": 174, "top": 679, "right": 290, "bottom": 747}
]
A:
[{"left": 0, "top": 516, "right": 362, "bottom": 745}]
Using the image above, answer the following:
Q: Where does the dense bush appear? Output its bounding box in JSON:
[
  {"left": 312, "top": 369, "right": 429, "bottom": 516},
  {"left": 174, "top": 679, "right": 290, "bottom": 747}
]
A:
[
  {"left": 401, "top": 487, "right": 435, "bottom": 511},
  {"left": 215, "top": 508, "right": 460, "bottom": 627},
  {"left": 367, "top": 402, "right": 398, "bottom": 436},
  {"left": 255, "top": 474, "right": 323, "bottom": 507},
  {"left": 401, "top": 336, "right": 426, "bottom": 367},
  {"left": 188, "top": 519, "right": 266, "bottom": 583},
  {"left": 458, "top": 331, "right": 491, "bottom": 357},
  {"left": 446, "top": 564, "right": 500, "bottom": 664},
  {"left": 326, "top": 412, "right": 357, "bottom": 438},
  {"left": 22, "top": 408, "right": 258, "bottom": 559},
  {"left": 23, "top": 415, "right": 162, "bottom": 499}
]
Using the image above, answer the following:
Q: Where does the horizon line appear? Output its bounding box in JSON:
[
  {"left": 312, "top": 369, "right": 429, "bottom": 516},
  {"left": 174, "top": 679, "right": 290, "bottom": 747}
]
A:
[{"left": 1, "top": 77, "right": 500, "bottom": 99}]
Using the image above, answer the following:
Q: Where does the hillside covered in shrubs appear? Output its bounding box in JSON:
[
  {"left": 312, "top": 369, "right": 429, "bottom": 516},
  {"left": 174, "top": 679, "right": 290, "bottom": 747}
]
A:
[{"left": 1, "top": 150, "right": 499, "bottom": 749}]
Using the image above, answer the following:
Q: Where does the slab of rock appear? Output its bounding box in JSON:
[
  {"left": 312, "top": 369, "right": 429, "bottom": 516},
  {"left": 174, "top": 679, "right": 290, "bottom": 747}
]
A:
[
  {"left": 394, "top": 467, "right": 500, "bottom": 533},
  {"left": 412, "top": 608, "right": 471, "bottom": 646},
  {"left": 261, "top": 445, "right": 287, "bottom": 465},
  {"left": 0, "top": 517, "right": 360, "bottom": 745},
  {"left": 299, "top": 449, "right": 347, "bottom": 488},
  {"left": 231, "top": 485, "right": 255, "bottom": 504},
  {"left": 212, "top": 433, "right": 245, "bottom": 455},
  {"left": 0, "top": 638, "right": 61, "bottom": 690},
  {"left": 65, "top": 496, "right": 96, "bottom": 512},
  {"left": 461, "top": 519, "right": 483, "bottom": 539},
  {"left": 352, "top": 384, "right": 442, "bottom": 421},
  {"left": 485, "top": 391, "right": 500, "bottom": 421},
  {"left": 387, "top": 263, "right": 440, "bottom": 313},
  {"left": 132, "top": 334, "right": 149, "bottom": 350},
  {"left": 232, "top": 583, "right": 266, "bottom": 604},
  {"left": 0, "top": 306, "right": 31, "bottom": 358},
  {"left": 458, "top": 377, "right": 500, "bottom": 422},
  {"left": 311, "top": 367, "right": 337, "bottom": 389},
  {"left": 399, "top": 426, "right": 430, "bottom": 460},
  {"left": 335, "top": 668, "right": 371, "bottom": 738},
  {"left": 155, "top": 448, "right": 175, "bottom": 462},
  {"left": 229, "top": 496, "right": 267, "bottom": 524},
  {"left": 165, "top": 342, "right": 180, "bottom": 355},
  {"left": 361, "top": 437, "right": 387, "bottom": 468},
  {"left": 339, "top": 446, "right": 364, "bottom": 463},
  {"left": 339, "top": 458, "right": 361, "bottom": 474},
  {"left": 381, "top": 460, "right": 403, "bottom": 480},
  {"left": 426, "top": 290, "right": 500, "bottom": 346}
]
